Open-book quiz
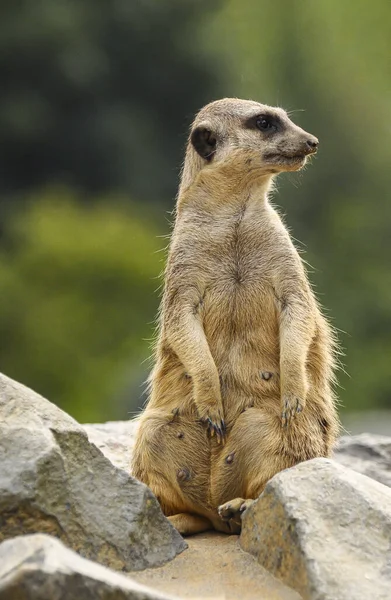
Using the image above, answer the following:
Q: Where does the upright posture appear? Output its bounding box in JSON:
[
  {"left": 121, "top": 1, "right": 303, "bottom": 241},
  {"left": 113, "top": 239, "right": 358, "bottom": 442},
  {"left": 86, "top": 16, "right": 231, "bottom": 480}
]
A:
[{"left": 132, "top": 98, "right": 340, "bottom": 535}]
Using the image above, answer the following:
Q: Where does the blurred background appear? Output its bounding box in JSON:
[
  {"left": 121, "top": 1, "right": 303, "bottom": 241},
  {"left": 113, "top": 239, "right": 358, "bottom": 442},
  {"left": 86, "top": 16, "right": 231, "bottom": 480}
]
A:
[{"left": 0, "top": 0, "right": 390, "bottom": 431}]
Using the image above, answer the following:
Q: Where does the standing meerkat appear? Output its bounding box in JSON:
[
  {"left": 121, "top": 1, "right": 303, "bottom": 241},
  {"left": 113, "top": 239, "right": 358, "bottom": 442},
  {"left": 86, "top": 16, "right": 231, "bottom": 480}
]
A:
[{"left": 132, "top": 98, "right": 340, "bottom": 535}]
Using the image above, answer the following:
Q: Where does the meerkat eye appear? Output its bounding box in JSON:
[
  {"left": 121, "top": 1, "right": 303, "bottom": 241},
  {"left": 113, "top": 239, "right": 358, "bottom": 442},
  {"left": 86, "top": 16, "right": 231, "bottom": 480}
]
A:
[{"left": 256, "top": 115, "right": 275, "bottom": 132}]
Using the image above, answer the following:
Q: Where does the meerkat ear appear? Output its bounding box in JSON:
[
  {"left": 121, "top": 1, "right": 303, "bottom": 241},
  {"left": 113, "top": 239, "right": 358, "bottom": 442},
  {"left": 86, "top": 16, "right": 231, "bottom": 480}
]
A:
[{"left": 191, "top": 126, "right": 217, "bottom": 161}]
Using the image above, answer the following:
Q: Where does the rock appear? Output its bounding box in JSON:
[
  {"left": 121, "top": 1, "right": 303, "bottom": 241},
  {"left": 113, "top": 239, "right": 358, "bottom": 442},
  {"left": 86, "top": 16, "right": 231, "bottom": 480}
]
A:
[
  {"left": 0, "top": 373, "right": 186, "bottom": 571},
  {"left": 334, "top": 433, "right": 391, "bottom": 488},
  {"left": 0, "top": 534, "right": 179, "bottom": 600},
  {"left": 240, "top": 458, "right": 391, "bottom": 600},
  {"left": 84, "top": 420, "right": 140, "bottom": 472}
]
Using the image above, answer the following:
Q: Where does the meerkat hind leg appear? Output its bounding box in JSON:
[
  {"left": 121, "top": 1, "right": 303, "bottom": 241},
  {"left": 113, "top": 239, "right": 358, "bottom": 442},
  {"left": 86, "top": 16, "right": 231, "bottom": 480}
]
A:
[{"left": 168, "top": 513, "right": 213, "bottom": 536}]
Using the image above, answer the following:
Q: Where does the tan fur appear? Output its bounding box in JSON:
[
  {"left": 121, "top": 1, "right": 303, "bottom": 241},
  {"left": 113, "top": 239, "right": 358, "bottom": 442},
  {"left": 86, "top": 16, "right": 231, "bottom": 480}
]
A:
[{"left": 132, "top": 98, "right": 341, "bottom": 535}]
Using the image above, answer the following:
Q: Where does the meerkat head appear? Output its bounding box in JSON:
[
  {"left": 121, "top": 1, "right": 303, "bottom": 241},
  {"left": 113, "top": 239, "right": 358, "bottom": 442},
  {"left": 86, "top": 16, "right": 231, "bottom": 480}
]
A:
[{"left": 181, "top": 98, "right": 318, "bottom": 191}]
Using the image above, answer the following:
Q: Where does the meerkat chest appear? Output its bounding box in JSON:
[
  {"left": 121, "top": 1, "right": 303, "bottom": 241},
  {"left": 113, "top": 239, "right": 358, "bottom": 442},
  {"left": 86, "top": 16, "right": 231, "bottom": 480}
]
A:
[
  {"left": 173, "top": 203, "right": 291, "bottom": 323},
  {"left": 192, "top": 208, "right": 281, "bottom": 330},
  {"left": 203, "top": 208, "right": 274, "bottom": 289}
]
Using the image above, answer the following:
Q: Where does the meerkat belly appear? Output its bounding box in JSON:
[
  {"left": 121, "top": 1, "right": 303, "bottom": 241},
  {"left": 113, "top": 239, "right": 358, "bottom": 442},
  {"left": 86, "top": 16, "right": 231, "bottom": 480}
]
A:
[{"left": 202, "top": 270, "right": 281, "bottom": 418}]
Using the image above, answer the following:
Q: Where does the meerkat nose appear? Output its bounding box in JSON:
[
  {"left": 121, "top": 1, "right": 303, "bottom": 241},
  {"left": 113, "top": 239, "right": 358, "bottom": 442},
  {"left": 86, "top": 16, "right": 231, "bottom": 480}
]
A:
[{"left": 305, "top": 136, "right": 319, "bottom": 154}]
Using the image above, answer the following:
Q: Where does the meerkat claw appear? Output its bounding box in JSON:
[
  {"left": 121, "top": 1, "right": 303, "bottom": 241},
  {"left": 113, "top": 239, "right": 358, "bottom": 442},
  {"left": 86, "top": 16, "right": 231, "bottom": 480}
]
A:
[
  {"left": 282, "top": 395, "right": 304, "bottom": 428},
  {"left": 207, "top": 418, "right": 215, "bottom": 437},
  {"left": 201, "top": 415, "right": 226, "bottom": 443},
  {"left": 216, "top": 426, "right": 224, "bottom": 444},
  {"left": 213, "top": 424, "right": 225, "bottom": 444}
]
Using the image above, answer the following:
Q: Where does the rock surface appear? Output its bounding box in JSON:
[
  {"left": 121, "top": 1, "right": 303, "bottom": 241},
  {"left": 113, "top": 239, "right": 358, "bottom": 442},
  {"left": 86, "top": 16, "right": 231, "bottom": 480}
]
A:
[
  {"left": 0, "top": 373, "right": 185, "bottom": 571},
  {"left": 240, "top": 458, "right": 391, "bottom": 600},
  {"left": 84, "top": 420, "right": 140, "bottom": 472},
  {"left": 0, "top": 534, "right": 178, "bottom": 600},
  {"left": 334, "top": 433, "right": 391, "bottom": 488},
  {"left": 133, "top": 532, "right": 301, "bottom": 600}
]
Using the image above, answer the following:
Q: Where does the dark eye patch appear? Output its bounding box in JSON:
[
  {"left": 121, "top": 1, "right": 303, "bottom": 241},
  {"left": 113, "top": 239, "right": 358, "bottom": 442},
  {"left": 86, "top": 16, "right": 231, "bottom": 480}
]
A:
[{"left": 244, "top": 113, "right": 284, "bottom": 133}]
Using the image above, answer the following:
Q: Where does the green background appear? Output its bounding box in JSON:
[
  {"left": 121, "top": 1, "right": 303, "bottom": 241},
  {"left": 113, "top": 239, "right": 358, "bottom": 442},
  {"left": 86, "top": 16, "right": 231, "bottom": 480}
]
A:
[{"left": 0, "top": 0, "right": 390, "bottom": 426}]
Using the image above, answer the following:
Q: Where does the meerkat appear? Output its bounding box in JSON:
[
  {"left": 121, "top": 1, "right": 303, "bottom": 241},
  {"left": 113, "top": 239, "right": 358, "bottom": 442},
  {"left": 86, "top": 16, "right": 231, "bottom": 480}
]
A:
[{"left": 131, "top": 98, "right": 340, "bottom": 536}]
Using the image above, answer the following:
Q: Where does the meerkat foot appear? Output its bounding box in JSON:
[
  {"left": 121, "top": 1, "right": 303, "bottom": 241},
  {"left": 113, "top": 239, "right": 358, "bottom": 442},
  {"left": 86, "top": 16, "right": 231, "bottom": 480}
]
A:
[
  {"left": 281, "top": 393, "right": 304, "bottom": 428},
  {"left": 218, "top": 498, "right": 254, "bottom": 525},
  {"left": 168, "top": 513, "right": 213, "bottom": 536}
]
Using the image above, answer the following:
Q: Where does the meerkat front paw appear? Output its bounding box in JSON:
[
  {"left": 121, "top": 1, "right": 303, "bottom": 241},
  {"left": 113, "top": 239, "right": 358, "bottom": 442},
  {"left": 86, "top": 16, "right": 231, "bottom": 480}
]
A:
[
  {"left": 281, "top": 391, "right": 306, "bottom": 428},
  {"left": 198, "top": 404, "right": 226, "bottom": 444},
  {"left": 194, "top": 375, "right": 226, "bottom": 443}
]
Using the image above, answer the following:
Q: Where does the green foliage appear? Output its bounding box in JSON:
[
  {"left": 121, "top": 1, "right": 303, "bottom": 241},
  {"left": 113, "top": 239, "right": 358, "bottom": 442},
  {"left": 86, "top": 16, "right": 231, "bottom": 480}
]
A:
[{"left": 0, "top": 192, "right": 164, "bottom": 421}]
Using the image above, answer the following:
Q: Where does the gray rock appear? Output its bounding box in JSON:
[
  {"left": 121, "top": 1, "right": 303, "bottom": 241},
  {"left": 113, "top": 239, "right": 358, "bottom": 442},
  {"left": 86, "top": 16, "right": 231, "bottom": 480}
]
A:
[
  {"left": 334, "top": 433, "right": 391, "bottom": 488},
  {"left": 240, "top": 458, "right": 391, "bottom": 600},
  {"left": 84, "top": 420, "right": 140, "bottom": 472},
  {"left": 0, "top": 373, "right": 186, "bottom": 571},
  {"left": 0, "top": 534, "right": 179, "bottom": 600}
]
